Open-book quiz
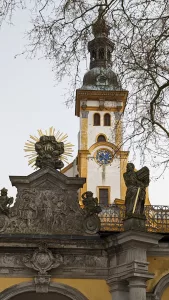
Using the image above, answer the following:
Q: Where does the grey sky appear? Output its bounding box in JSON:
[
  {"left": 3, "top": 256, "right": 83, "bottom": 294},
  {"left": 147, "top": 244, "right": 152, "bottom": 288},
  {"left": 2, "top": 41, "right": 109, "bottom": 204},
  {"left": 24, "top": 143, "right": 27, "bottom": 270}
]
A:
[{"left": 0, "top": 9, "right": 169, "bottom": 205}]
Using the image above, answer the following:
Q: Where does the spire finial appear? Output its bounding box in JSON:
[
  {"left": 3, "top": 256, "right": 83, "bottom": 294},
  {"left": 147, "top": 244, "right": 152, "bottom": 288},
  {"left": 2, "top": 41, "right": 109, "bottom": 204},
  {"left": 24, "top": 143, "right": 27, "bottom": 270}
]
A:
[
  {"left": 92, "top": 5, "right": 110, "bottom": 38},
  {"left": 98, "top": 5, "right": 104, "bottom": 17}
]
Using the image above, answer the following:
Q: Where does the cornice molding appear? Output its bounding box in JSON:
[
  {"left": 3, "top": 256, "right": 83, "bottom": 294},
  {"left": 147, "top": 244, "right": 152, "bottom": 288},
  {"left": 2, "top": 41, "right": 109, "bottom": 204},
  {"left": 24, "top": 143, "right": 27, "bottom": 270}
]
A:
[{"left": 75, "top": 89, "right": 128, "bottom": 116}]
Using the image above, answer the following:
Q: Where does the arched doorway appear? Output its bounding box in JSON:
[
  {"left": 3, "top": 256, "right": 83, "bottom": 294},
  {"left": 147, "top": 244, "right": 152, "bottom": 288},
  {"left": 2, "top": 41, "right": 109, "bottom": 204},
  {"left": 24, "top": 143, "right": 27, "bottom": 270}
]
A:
[
  {"left": 10, "top": 292, "right": 71, "bottom": 300},
  {"left": 153, "top": 273, "right": 169, "bottom": 300},
  {"left": 0, "top": 282, "right": 88, "bottom": 300}
]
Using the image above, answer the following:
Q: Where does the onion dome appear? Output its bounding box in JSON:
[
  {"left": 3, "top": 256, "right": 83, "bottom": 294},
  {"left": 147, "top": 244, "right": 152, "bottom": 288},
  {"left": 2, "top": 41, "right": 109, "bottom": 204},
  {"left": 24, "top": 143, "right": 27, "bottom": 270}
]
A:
[
  {"left": 81, "top": 8, "right": 122, "bottom": 90},
  {"left": 81, "top": 7, "right": 122, "bottom": 91},
  {"left": 82, "top": 67, "right": 121, "bottom": 91}
]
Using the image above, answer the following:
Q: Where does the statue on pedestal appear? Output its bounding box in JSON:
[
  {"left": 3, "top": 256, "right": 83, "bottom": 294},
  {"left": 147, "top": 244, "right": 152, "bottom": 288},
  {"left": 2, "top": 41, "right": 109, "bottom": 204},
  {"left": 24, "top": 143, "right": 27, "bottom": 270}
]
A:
[
  {"left": 82, "top": 191, "right": 102, "bottom": 234},
  {"left": 123, "top": 163, "right": 149, "bottom": 216},
  {"left": 0, "top": 188, "right": 13, "bottom": 215},
  {"left": 82, "top": 191, "right": 102, "bottom": 216}
]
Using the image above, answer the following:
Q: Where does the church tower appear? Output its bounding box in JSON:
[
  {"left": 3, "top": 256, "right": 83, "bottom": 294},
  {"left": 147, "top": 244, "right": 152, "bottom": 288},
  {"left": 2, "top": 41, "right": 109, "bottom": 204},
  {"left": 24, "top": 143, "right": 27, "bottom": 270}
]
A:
[{"left": 62, "top": 9, "right": 129, "bottom": 205}]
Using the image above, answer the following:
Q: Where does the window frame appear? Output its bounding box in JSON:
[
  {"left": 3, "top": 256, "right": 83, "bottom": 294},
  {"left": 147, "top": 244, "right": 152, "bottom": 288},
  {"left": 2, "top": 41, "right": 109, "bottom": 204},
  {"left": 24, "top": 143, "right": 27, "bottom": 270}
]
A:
[
  {"left": 104, "top": 113, "right": 111, "bottom": 126},
  {"left": 93, "top": 113, "right": 101, "bottom": 126},
  {"left": 97, "top": 186, "right": 110, "bottom": 206},
  {"left": 97, "top": 134, "right": 107, "bottom": 143}
]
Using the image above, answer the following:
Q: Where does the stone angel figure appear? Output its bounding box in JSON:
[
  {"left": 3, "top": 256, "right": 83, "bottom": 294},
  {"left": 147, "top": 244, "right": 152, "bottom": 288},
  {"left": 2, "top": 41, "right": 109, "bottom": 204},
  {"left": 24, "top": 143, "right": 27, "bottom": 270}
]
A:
[
  {"left": 82, "top": 191, "right": 102, "bottom": 216},
  {"left": 123, "top": 163, "right": 150, "bottom": 216}
]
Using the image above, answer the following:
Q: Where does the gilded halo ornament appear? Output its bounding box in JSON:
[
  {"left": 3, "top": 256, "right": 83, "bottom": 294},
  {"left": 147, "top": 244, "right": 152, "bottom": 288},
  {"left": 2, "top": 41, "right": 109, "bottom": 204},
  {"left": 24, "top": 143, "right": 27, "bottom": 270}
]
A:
[{"left": 24, "top": 127, "right": 74, "bottom": 169}]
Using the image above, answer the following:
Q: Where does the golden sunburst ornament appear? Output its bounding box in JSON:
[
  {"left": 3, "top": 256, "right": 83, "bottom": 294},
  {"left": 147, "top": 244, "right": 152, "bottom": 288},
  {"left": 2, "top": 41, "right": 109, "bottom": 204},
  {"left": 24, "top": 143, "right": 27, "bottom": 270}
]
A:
[{"left": 24, "top": 127, "right": 74, "bottom": 168}]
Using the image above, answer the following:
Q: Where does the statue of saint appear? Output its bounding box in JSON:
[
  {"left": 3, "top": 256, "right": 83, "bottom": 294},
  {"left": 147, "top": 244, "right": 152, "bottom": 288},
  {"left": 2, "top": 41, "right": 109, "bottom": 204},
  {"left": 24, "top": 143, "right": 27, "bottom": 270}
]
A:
[
  {"left": 0, "top": 188, "right": 13, "bottom": 215},
  {"left": 82, "top": 191, "right": 102, "bottom": 216},
  {"left": 123, "top": 163, "right": 149, "bottom": 216}
]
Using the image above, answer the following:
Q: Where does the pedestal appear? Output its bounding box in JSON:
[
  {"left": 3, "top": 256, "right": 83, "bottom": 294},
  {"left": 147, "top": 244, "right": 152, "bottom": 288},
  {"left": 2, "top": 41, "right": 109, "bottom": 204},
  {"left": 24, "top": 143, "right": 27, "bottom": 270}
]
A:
[
  {"left": 107, "top": 219, "right": 162, "bottom": 300},
  {"left": 123, "top": 215, "right": 146, "bottom": 231}
]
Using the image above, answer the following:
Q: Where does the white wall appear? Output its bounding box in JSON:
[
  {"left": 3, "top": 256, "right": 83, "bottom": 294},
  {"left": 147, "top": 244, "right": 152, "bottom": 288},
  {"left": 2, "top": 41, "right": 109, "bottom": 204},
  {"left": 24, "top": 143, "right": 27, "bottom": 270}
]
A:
[
  {"left": 77, "top": 99, "right": 122, "bottom": 202},
  {"left": 87, "top": 145, "right": 121, "bottom": 203},
  {"left": 79, "top": 100, "right": 121, "bottom": 149},
  {"left": 87, "top": 110, "right": 116, "bottom": 148}
]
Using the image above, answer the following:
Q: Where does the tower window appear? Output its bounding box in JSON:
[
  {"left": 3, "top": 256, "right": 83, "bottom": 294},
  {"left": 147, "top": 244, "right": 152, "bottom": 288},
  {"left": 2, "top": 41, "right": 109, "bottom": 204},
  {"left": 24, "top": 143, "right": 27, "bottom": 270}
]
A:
[
  {"left": 104, "top": 113, "right": 111, "bottom": 126},
  {"left": 91, "top": 50, "right": 96, "bottom": 61},
  {"left": 107, "top": 49, "right": 111, "bottom": 60},
  {"left": 97, "top": 134, "right": 106, "bottom": 142},
  {"left": 99, "top": 188, "right": 109, "bottom": 206},
  {"left": 93, "top": 113, "right": 100, "bottom": 126},
  {"left": 99, "top": 48, "right": 104, "bottom": 59}
]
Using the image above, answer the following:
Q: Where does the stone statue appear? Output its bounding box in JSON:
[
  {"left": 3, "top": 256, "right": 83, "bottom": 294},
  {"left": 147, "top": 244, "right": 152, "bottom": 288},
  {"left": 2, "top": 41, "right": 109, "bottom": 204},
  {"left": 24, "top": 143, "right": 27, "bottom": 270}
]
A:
[
  {"left": 82, "top": 191, "right": 102, "bottom": 234},
  {"left": 123, "top": 163, "right": 149, "bottom": 216},
  {"left": 35, "top": 135, "right": 64, "bottom": 169},
  {"left": 0, "top": 188, "right": 13, "bottom": 215},
  {"left": 82, "top": 191, "right": 102, "bottom": 216}
]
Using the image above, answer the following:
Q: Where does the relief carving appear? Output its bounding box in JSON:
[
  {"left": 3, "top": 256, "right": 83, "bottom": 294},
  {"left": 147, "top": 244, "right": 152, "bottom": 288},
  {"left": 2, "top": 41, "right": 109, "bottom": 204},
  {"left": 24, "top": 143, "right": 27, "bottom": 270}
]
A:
[
  {"left": 63, "top": 254, "right": 107, "bottom": 269},
  {"left": 0, "top": 188, "right": 84, "bottom": 235},
  {"left": 0, "top": 160, "right": 100, "bottom": 235},
  {"left": 0, "top": 251, "right": 107, "bottom": 276}
]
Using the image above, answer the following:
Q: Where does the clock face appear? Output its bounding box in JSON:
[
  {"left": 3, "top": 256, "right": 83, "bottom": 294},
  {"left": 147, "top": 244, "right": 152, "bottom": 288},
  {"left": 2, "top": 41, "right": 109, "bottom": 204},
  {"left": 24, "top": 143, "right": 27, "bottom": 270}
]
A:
[{"left": 96, "top": 150, "right": 113, "bottom": 165}]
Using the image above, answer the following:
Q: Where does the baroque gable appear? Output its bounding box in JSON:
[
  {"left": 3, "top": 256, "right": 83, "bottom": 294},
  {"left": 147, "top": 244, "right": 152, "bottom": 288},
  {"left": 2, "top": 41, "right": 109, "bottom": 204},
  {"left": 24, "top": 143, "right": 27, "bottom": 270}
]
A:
[{"left": 0, "top": 168, "right": 101, "bottom": 236}]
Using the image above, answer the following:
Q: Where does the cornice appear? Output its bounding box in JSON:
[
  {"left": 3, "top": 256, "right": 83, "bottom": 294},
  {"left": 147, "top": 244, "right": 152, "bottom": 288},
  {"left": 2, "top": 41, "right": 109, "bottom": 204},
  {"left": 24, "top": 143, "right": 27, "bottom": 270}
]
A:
[
  {"left": 75, "top": 89, "right": 128, "bottom": 116},
  {"left": 148, "top": 243, "right": 169, "bottom": 256}
]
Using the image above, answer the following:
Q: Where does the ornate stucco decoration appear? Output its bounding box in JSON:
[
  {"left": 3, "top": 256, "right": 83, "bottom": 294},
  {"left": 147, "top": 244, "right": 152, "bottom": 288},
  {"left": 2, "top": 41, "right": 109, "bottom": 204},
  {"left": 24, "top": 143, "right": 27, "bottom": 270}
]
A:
[
  {"left": 22, "top": 244, "right": 63, "bottom": 293},
  {"left": 24, "top": 127, "right": 74, "bottom": 169},
  {"left": 35, "top": 135, "right": 64, "bottom": 169}
]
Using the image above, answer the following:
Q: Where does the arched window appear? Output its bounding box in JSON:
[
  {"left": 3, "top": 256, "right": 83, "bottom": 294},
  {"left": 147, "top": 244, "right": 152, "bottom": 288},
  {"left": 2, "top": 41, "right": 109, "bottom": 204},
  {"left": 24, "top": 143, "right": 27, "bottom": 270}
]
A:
[
  {"left": 104, "top": 113, "right": 111, "bottom": 126},
  {"left": 93, "top": 113, "right": 100, "bottom": 126},
  {"left": 97, "top": 134, "right": 106, "bottom": 142},
  {"left": 99, "top": 48, "right": 104, "bottom": 59}
]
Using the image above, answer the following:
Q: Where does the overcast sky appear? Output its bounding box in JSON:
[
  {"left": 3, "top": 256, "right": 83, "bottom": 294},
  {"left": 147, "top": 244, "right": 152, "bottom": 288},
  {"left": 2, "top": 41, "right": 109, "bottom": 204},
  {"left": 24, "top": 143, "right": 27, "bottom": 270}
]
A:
[{"left": 0, "top": 9, "right": 169, "bottom": 205}]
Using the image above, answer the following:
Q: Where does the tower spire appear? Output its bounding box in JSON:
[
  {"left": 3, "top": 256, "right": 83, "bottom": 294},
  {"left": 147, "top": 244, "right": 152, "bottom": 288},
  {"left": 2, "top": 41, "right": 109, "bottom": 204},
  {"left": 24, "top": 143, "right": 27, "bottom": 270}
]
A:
[
  {"left": 92, "top": 6, "right": 110, "bottom": 38},
  {"left": 88, "top": 7, "right": 114, "bottom": 69}
]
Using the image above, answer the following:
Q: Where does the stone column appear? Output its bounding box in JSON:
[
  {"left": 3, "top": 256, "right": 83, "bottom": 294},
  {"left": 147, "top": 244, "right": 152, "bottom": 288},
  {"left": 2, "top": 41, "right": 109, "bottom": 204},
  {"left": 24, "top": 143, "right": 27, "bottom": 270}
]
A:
[
  {"left": 106, "top": 219, "right": 162, "bottom": 300},
  {"left": 128, "top": 277, "right": 147, "bottom": 300},
  {"left": 108, "top": 280, "right": 129, "bottom": 300}
]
